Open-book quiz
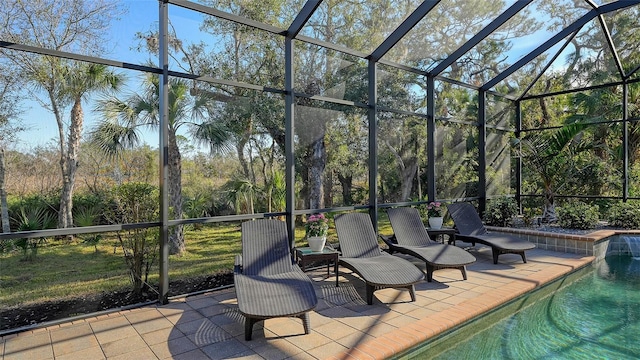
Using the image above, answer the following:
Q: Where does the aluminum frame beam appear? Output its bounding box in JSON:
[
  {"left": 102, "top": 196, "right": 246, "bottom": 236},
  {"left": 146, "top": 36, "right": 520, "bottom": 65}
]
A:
[
  {"left": 478, "top": 90, "right": 487, "bottom": 212},
  {"left": 368, "top": 60, "right": 379, "bottom": 230},
  {"left": 483, "top": 0, "right": 640, "bottom": 91},
  {"left": 369, "top": 0, "right": 440, "bottom": 61},
  {"left": 158, "top": 0, "right": 170, "bottom": 305},
  {"left": 597, "top": 15, "right": 625, "bottom": 79},
  {"left": 426, "top": 76, "right": 436, "bottom": 201},
  {"left": 623, "top": 83, "right": 629, "bottom": 201},
  {"left": 285, "top": 38, "right": 296, "bottom": 247},
  {"left": 170, "top": 0, "right": 286, "bottom": 35},
  {"left": 517, "top": 29, "right": 579, "bottom": 101},
  {"left": 287, "top": 1, "right": 323, "bottom": 38},
  {"left": 430, "top": 0, "right": 533, "bottom": 76}
]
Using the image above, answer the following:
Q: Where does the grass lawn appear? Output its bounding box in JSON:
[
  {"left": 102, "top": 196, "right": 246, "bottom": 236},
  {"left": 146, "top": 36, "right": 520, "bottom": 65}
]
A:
[{"left": 0, "top": 215, "right": 396, "bottom": 310}]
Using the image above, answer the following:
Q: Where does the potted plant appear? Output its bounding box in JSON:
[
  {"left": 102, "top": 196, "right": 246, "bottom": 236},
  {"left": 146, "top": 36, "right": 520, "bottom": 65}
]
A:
[
  {"left": 427, "top": 202, "right": 444, "bottom": 229},
  {"left": 306, "top": 213, "right": 329, "bottom": 251}
]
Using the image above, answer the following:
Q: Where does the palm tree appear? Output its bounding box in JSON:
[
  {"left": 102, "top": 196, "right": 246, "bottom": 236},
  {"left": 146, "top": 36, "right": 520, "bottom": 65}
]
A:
[
  {"left": 515, "top": 122, "right": 594, "bottom": 222},
  {"left": 58, "top": 63, "right": 123, "bottom": 229},
  {"left": 93, "top": 73, "right": 229, "bottom": 255}
]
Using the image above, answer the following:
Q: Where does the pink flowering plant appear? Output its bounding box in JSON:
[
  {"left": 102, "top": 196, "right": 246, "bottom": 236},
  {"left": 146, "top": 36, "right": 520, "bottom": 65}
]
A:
[
  {"left": 306, "top": 213, "right": 329, "bottom": 237},
  {"left": 426, "top": 202, "right": 444, "bottom": 217}
]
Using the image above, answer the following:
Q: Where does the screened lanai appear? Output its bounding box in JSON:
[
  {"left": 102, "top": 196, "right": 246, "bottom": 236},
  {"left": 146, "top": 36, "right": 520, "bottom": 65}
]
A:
[{"left": 1, "top": 0, "right": 639, "bottom": 329}]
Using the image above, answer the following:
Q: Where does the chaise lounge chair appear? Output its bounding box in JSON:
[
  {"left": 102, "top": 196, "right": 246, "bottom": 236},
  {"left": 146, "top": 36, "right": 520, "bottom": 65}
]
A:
[
  {"left": 384, "top": 207, "right": 476, "bottom": 282},
  {"left": 234, "top": 219, "right": 318, "bottom": 340},
  {"left": 334, "top": 212, "right": 424, "bottom": 305},
  {"left": 448, "top": 202, "right": 535, "bottom": 264}
]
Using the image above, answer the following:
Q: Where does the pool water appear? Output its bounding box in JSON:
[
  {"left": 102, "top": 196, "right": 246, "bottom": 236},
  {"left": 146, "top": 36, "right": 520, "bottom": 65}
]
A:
[{"left": 403, "top": 255, "right": 640, "bottom": 360}]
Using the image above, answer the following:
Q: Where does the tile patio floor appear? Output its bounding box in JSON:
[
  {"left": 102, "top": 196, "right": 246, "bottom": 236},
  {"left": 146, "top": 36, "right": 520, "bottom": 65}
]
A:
[{"left": 1, "top": 245, "right": 594, "bottom": 360}]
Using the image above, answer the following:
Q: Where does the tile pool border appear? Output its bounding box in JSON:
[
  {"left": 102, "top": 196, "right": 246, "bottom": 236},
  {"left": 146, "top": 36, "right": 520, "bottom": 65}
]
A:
[
  {"left": 486, "top": 227, "right": 640, "bottom": 260},
  {"left": 391, "top": 261, "right": 595, "bottom": 359}
]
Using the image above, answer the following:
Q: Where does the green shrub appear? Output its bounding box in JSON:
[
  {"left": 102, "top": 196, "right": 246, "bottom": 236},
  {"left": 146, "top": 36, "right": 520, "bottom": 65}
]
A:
[
  {"left": 483, "top": 197, "right": 518, "bottom": 227},
  {"left": 104, "top": 183, "right": 159, "bottom": 295},
  {"left": 74, "top": 206, "right": 103, "bottom": 252},
  {"left": 11, "top": 207, "right": 53, "bottom": 260},
  {"left": 607, "top": 202, "right": 640, "bottom": 229},
  {"left": 558, "top": 201, "right": 599, "bottom": 229},
  {"left": 522, "top": 207, "right": 541, "bottom": 227},
  {"left": 9, "top": 193, "right": 58, "bottom": 231},
  {"left": 73, "top": 192, "right": 108, "bottom": 225}
]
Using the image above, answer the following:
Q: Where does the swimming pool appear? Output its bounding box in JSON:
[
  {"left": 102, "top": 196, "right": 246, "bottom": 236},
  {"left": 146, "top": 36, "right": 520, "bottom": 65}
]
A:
[{"left": 398, "top": 255, "right": 640, "bottom": 359}]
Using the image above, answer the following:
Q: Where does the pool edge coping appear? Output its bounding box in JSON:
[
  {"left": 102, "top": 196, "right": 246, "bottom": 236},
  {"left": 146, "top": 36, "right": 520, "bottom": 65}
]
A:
[
  {"left": 392, "top": 260, "right": 596, "bottom": 359},
  {"left": 326, "top": 254, "right": 596, "bottom": 360}
]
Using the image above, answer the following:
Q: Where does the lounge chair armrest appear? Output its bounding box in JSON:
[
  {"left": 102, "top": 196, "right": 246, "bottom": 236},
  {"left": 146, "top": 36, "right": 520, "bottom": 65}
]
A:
[
  {"left": 379, "top": 234, "right": 398, "bottom": 254},
  {"left": 379, "top": 234, "right": 397, "bottom": 246},
  {"left": 234, "top": 254, "right": 243, "bottom": 274}
]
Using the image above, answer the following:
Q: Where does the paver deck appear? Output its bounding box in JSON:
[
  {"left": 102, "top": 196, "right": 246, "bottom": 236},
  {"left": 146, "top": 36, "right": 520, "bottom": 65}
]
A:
[{"left": 1, "top": 245, "right": 594, "bottom": 360}]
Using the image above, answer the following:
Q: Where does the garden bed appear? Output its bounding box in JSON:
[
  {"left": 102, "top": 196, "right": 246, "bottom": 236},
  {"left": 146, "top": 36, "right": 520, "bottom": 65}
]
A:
[{"left": 0, "top": 272, "right": 233, "bottom": 332}]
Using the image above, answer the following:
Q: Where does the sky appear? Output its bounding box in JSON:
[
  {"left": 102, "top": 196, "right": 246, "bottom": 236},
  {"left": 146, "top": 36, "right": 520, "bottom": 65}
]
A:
[
  {"left": 14, "top": 1, "right": 170, "bottom": 152},
  {"left": 10, "top": 0, "right": 608, "bottom": 153}
]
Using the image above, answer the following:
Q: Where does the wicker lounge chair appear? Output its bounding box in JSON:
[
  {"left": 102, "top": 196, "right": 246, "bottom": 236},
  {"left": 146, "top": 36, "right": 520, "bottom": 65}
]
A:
[
  {"left": 334, "top": 212, "right": 424, "bottom": 305},
  {"left": 448, "top": 202, "right": 535, "bottom": 264},
  {"left": 384, "top": 207, "right": 476, "bottom": 282},
  {"left": 234, "top": 219, "right": 318, "bottom": 340}
]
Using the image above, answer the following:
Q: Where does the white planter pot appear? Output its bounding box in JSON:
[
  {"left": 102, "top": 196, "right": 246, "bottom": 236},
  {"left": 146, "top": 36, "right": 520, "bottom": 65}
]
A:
[
  {"left": 308, "top": 236, "right": 326, "bottom": 252},
  {"left": 428, "top": 217, "right": 444, "bottom": 229}
]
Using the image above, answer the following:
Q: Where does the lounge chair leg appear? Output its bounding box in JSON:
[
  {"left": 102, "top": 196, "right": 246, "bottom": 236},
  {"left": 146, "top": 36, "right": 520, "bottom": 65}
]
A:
[
  {"left": 409, "top": 284, "right": 416, "bottom": 302},
  {"left": 520, "top": 252, "right": 527, "bottom": 263},
  {"left": 300, "top": 313, "right": 311, "bottom": 334},
  {"left": 366, "top": 285, "right": 375, "bottom": 305},
  {"left": 460, "top": 266, "right": 467, "bottom": 280},
  {"left": 245, "top": 317, "right": 257, "bottom": 341},
  {"left": 425, "top": 264, "right": 434, "bottom": 282}
]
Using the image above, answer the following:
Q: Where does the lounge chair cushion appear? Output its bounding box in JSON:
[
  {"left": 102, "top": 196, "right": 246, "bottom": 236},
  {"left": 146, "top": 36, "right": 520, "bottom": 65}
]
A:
[
  {"left": 335, "top": 213, "right": 424, "bottom": 304},
  {"left": 234, "top": 219, "right": 317, "bottom": 340},
  {"left": 338, "top": 255, "right": 424, "bottom": 287},
  {"left": 386, "top": 207, "right": 476, "bottom": 281},
  {"left": 448, "top": 202, "right": 535, "bottom": 264},
  {"left": 235, "top": 269, "right": 317, "bottom": 317},
  {"left": 468, "top": 234, "right": 536, "bottom": 251}
]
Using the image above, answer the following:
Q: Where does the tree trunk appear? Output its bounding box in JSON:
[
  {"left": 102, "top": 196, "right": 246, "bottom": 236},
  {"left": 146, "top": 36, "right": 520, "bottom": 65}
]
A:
[
  {"left": 168, "top": 131, "right": 185, "bottom": 255},
  {"left": 337, "top": 173, "right": 353, "bottom": 205},
  {"left": 59, "top": 98, "right": 83, "bottom": 228},
  {"left": 323, "top": 170, "right": 333, "bottom": 207},
  {"left": 0, "top": 148, "right": 10, "bottom": 233},
  {"left": 384, "top": 140, "right": 418, "bottom": 202},
  {"left": 538, "top": 80, "right": 552, "bottom": 128},
  {"left": 542, "top": 185, "right": 557, "bottom": 223},
  {"left": 400, "top": 159, "right": 418, "bottom": 201},
  {"left": 51, "top": 91, "right": 70, "bottom": 229},
  {"left": 236, "top": 138, "right": 250, "bottom": 180}
]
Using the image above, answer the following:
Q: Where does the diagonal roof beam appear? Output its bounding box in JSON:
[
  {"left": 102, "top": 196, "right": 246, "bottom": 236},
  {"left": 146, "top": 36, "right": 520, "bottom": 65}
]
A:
[
  {"left": 369, "top": 0, "right": 440, "bottom": 62},
  {"left": 517, "top": 29, "right": 580, "bottom": 100},
  {"left": 287, "top": 0, "right": 323, "bottom": 39},
  {"left": 584, "top": 0, "right": 598, "bottom": 10},
  {"left": 170, "top": 0, "right": 286, "bottom": 35},
  {"left": 430, "top": 0, "right": 533, "bottom": 76},
  {"left": 627, "top": 63, "right": 640, "bottom": 80},
  {"left": 597, "top": 15, "right": 625, "bottom": 79},
  {"left": 482, "top": 0, "right": 640, "bottom": 91}
]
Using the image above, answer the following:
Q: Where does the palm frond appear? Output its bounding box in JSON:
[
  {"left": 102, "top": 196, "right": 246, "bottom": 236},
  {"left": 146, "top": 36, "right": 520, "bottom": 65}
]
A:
[
  {"left": 543, "top": 122, "right": 591, "bottom": 157},
  {"left": 90, "top": 121, "right": 140, "bottom": 158},
  {"left": 193, "top": 122, "right": 233, "bottom": 154}
]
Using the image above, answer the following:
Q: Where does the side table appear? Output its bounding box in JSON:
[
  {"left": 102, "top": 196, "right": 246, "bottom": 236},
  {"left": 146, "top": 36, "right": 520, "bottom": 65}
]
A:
[
  {"left": 295, "top": 246, "right": 339, "bottom": 287},
  {"left": 427, "top": 228, "right": 456, "bottom": 245}
]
